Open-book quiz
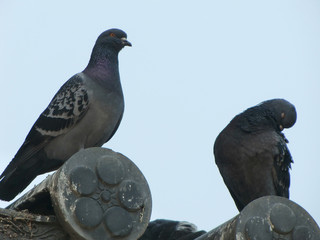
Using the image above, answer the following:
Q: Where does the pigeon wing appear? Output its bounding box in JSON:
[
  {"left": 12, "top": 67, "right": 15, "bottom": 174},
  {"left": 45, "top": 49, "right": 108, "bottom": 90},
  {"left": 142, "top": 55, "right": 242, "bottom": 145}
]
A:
[
  {"left": 272, "top": 135, "right": 293, "bottom": 198},
  {"left": 33, "top": 74, "right": 89, "bottom": 138},
  {"left": 1, "top": 74, "right": 90, "bottom": 178}
]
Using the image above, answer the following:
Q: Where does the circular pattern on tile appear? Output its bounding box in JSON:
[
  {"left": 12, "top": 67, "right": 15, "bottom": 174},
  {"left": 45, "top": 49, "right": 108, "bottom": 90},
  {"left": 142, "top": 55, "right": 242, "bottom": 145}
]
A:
[
  {"left": 270, "top": 203, "right": 296, "bottom": 234},
  {"left": 104, "top": 206, "right": 133, "bottom": 237},
  {"left": 100, "top": 190, "right": 112, "bottom": 203},
  {"left": 96, "top": 157, "right": 125, "bottom": 185},
  {"left": 292, "top": 226, "right": 314, "bottom": 240},
  {"left": 234, "top": 196, "right": 320, "bottom": 240},
  {"left": 244, "top": 217, "right": 272, "bottom": 240},
  {"left": 119, "top": 180, "right": 145, "bottom": 210},
  {"left": 51, "top": 147, "right": 152, "bottom": 240},
  {"left": 69, "top": 166, "right": 98, "bottom": 196},
  {"left": 74, "top": 197, "right": 103, "bottom": 228}
]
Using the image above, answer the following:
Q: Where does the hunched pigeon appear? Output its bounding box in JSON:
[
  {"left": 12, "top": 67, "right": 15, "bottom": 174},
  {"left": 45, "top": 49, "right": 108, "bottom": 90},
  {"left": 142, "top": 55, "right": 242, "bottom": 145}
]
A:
[
  {"left": 0, "top": 28, "right": 131, "bottom": 201},
  {"left": 214, "top": 99, "right": 297, "bottom": 211}
]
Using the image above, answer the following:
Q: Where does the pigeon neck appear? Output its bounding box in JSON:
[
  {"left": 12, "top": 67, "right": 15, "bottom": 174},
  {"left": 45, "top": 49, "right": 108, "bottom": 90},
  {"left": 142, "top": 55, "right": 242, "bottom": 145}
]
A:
[
  {"left": 83, "top": 49, "right": 121, "bottom": 86},
  {"left": 237, "top": 106, "right": 278, "bottom": 132}
]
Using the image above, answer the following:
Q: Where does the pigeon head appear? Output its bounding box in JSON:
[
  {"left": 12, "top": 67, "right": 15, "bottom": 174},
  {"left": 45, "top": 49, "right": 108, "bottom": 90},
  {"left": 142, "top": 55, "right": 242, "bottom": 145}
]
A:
[
  {"left": 85, "top": 29, "right": 131, "bottom": 71},
  {"left": 95, "top": 28, "right": 132, "bottom": 52},
  {"left": 261, "top": 99, "right": 297, "bottom": 131}
]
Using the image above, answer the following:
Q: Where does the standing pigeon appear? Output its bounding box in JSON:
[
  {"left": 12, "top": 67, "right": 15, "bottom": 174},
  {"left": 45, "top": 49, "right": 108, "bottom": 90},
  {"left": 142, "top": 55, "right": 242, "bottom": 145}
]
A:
[
  {"left": 0, "top": 28, "right": 131, "bottom": 201},
  {"left": 214, "top": 99, "right": 297, "bottom": 211}
]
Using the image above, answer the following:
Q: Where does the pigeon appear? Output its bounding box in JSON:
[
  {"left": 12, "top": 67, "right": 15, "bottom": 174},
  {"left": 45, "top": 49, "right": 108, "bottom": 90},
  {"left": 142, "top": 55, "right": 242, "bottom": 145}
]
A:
[
  {"left": 0, "top": 28, "right": 131, "bottom": 201},
  {"left": 139, "top": 219, "right": 206, "bottom": 240},
  {"left": 213, "top": 99, "right": 297, "bottom": 211}
]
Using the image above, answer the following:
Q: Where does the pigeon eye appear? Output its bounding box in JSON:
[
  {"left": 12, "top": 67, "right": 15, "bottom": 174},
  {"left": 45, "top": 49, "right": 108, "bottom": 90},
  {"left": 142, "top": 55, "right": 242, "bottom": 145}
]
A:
[
  {"left": 110, "top": 33, "right": 116, "bottom": 37},
  {"left": 281, "top": 112, "right": 285, "bottom": 119}
]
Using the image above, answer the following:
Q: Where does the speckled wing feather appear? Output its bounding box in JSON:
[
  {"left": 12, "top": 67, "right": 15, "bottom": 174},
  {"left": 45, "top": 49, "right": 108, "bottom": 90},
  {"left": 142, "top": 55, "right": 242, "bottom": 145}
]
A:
[
  {"left": 1, "top": 74, "right": 89, "bottom": 178},
  {"left": 33, "top": 74, "right": 89, "bottom": 138},
  {"left": 273, "top": 134, "right": 293, "bottom": 198}
]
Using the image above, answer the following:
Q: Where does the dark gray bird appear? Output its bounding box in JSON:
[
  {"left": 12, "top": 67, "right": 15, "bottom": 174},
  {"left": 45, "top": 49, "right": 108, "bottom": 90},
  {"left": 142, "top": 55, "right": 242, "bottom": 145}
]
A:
[
  {"left": 139, "top": 219, "right": 206, "bottom": 240},
  {"left": 214, "top": 99, "right": 297, "bottom": 211},
  {"left": 0, "top": 28, "right": 131, "bottom": 201}
]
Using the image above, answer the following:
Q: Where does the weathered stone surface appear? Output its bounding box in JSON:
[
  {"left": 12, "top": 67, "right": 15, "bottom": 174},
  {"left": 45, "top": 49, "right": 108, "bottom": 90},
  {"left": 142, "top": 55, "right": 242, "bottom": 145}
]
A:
[
  {"left": 5, "top": 147, "right": 152, "bottom": 240},
  {"left": 0, "top": 208, "right": 69, "bottom": 240},
  {"left": 51, "top": 148, "right": 152, "bottom": 240},
  {"left": 2, "top": 148, "right": 319, "bottom": 240},
  {"left": 195, "top": 196, "right": 320, "bottom": 240}
]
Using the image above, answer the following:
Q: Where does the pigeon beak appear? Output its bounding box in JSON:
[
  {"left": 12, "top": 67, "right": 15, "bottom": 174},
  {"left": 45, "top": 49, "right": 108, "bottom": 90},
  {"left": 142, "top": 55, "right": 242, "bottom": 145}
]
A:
[
  {"left": 121, "top": 37, "right": 132, "bottom": 47},
  {"left": 279, "top": 125, "right": 284, "bottom": 131}
]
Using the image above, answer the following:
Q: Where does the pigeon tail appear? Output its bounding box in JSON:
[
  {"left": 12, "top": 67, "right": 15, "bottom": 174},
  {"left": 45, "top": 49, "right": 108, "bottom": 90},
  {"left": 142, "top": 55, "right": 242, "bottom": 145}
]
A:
[
  {"left": 0, "top": 150, "right": 62, "bottom": 201},
  {"left": 0, "top": 166, "right": 39, "bottom": 201}
]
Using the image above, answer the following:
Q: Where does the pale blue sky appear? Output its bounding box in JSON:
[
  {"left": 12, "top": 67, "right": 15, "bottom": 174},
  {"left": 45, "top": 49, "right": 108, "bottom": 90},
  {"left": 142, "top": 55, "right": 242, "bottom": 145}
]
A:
[{"left": 0, "top": 0, "right": 319, "bottom": 231}]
